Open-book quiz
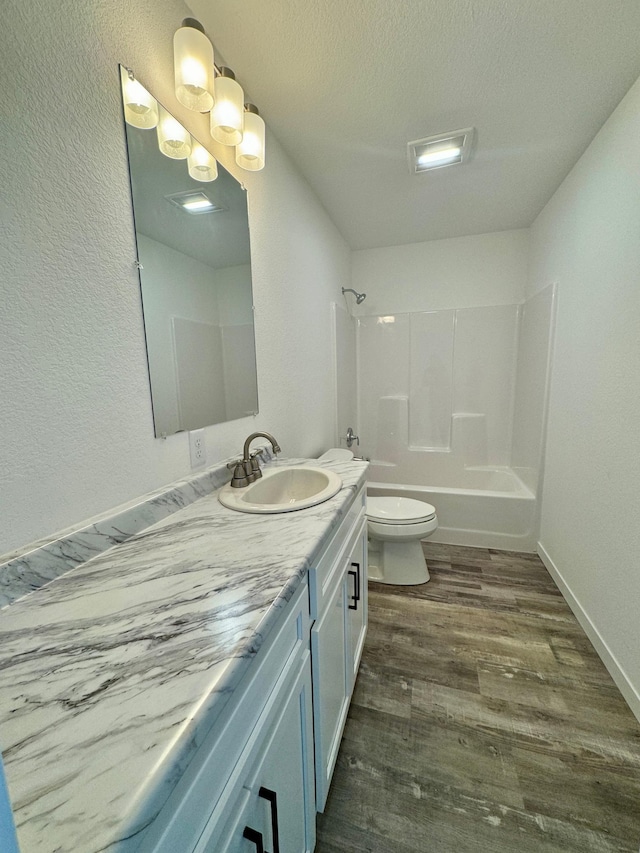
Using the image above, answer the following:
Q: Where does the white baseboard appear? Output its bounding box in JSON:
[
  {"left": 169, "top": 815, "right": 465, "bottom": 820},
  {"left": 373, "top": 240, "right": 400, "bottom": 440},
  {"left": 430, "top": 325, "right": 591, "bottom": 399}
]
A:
[{"left": 537, "top": 542, "right": 640, "bottom": 725}]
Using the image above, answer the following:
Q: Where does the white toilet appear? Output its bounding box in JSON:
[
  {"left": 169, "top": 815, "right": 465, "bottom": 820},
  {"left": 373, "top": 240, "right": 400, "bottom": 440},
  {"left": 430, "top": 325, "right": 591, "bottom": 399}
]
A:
[
  {"left": 316, "top": 449, "right": 438, "bottom": 586},
  {"left": 367, "top": 496, "right": 438, "bottom": 585}
]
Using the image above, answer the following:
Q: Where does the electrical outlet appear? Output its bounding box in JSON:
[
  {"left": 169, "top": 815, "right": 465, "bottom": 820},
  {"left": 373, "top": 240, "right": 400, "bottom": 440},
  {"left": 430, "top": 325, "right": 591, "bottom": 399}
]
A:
[{"left": 189, "top": 429, "right": 206, "bottom": 468}]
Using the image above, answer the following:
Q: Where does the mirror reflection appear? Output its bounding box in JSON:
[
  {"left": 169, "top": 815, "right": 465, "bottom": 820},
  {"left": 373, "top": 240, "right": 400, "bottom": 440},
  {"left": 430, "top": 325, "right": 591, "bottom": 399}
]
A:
[{"left": 121, "top": 69, "right": 259, "bottom": 437}]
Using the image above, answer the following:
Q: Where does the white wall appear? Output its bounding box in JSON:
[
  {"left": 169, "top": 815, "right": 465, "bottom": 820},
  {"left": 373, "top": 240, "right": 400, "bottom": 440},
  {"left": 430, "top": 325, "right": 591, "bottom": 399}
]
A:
[
  {"left": 351, "top": 229, "right": 528, "bottom": 315},
  {"left": 510, "top": 284, "right": 556, "bottom": 494},
  {"left": 137, "top": 234, "right": 223, "bottom": 435},
  {"left": 216, "top": 263, "right": 258, "bottom": 422},
  {"left": 530, "top": 77, "right": 640, "bottom": 716},
  {"left": 0, "top": 0, "right": 350, "bottom": 555},
  {"left": 216, "top": 264, "right": 253, "bottom": 326}
]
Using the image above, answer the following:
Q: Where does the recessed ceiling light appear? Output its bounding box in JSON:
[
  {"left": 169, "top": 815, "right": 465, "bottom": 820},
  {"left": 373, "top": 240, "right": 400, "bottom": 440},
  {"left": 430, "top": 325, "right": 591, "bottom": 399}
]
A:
[
  {"left": 417, "top": 146, "right": 461, "bottom": 167},
  {"left": 408, "top": 128, "right": 475, "bottom": 174},
  {"left": 183, "top": 198, "right": 215, "bottom": 212},
  {"left": 164, "top": 190, "right": 226, "bottom": 214}
]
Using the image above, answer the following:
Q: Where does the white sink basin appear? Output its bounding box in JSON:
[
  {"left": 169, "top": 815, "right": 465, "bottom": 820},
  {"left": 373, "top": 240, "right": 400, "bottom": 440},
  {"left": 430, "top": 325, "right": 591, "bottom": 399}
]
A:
[{"left": 219, "top": 466, "right": 342, "bottom": 514}]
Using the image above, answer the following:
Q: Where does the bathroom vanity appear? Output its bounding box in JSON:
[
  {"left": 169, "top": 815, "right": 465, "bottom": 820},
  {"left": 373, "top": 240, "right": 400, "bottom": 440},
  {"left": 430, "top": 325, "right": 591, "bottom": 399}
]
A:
[{"left": 0, "top": 456, "right": 367, "bottom": 853}]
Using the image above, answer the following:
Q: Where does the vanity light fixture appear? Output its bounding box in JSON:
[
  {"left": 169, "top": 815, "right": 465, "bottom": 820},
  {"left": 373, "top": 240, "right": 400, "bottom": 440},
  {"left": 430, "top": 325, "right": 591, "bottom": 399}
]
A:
[
  {"left": 210, "top": 67, "right": 245, "bottom": 146},
  {"left": 172, "top": 18, "right": 267, "bottom": 171},
  {"left": 157, "top": 106, "right": 193, "bottom": 159},
  {"left": 188, "top": 141, "right": 219, "bottom": 182},
  {"left": 408, "top": 128, "right": 475, "bottom": 174},
  {"left": 165, "top": 190, "right": 225, "bottom": 214},
  {"left": 235, "top": 105, "right": 266, "bottom": 171},
  {"left": 120, "top": 67, "right": 159, "bottom": 129},
  {"left": 173, "top": 18, "right": 215, "bottom": 112}
]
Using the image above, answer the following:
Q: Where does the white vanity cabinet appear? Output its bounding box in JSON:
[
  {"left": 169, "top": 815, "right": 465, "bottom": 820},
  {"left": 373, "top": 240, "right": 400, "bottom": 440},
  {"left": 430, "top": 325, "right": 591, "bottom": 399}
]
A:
[
  {"left": 138, "top": 482, "right": 367, "bottom": 852},
  {"left": 139, "top": 579, "right": 315, "bottom": 853},
  {"left": 309, "top": 486, "right": 368, "bottom": 811},
  {"left": 197, "top": 651, "right": 315, "bottom": 853}
]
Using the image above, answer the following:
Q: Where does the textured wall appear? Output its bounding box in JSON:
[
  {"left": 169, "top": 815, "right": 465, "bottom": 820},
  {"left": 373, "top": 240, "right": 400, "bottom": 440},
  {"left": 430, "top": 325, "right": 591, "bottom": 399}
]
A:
[
  {"left": 350, "top": 229, "right": 528, "bottom": 316},
  {"left": 0, "top": 0, "right": 349, "bottom": 555},
  {"left": 530, "top": 76, "right": 640, "bottom": 707}
]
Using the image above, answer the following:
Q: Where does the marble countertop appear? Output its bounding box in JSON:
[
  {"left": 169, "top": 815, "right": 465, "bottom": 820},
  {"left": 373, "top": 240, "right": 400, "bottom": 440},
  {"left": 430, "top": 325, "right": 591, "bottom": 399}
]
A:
[{"left": 0, "top": 457, "right": 368, "bottom": 853}]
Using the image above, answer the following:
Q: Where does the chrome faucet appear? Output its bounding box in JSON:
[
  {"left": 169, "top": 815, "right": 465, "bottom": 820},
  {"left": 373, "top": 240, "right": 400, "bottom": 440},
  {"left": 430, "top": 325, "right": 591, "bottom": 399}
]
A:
[{"left": 227, "top": 432, "right": 282, "bottom": 488}]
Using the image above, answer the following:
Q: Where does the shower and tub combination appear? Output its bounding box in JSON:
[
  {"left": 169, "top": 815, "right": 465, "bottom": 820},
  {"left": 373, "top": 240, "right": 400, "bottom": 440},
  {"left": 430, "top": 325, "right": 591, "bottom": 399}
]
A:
[{"left": 333, "top": 284, "right": 556, "bottom": 577}]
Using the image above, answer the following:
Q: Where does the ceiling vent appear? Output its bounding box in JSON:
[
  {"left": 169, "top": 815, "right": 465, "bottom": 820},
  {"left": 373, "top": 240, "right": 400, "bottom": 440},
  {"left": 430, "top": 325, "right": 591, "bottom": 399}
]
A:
[
  {"left": 408, "top": 128, "right": 475, "bottom": 174},
  {"left": 164, "top": 190, "right": 226, "bottom": 214}
]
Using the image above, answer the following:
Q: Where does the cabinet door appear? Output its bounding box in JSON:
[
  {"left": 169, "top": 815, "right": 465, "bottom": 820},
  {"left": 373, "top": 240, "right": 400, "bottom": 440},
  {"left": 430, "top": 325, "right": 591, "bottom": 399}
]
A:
[
  {"left": 345, "top": 520, "right": 368, "bottom": 693},
  {"left": 198, "top": 652, "right": 315, "bottom": 853},
  {"left": 311, "top": 570, "right": 349, "bottom": 812}
]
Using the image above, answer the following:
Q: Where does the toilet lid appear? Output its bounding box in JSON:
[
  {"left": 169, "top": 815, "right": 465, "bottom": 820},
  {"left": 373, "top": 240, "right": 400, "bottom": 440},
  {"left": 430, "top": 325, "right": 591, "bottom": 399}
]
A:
[{"left": 367, "top": 496, "right": 436, "bottom": 524}]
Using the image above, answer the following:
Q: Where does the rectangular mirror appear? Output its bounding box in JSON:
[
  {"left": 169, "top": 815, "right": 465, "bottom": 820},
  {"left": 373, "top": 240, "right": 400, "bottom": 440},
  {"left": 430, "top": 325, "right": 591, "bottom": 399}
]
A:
[{"left": 120, "top": 67, "right": 259, "bottom": 437}]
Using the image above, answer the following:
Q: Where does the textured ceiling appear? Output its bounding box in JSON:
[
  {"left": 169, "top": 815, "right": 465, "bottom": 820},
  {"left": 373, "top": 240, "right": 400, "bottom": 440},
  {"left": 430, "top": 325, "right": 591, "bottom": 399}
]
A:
[{"left": 187, "top": 0, "right": 640, "bottom": 250}]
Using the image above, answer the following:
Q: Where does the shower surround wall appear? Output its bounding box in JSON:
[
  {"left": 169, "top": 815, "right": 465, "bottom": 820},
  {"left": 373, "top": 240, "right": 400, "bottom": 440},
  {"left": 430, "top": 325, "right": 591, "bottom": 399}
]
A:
[
  {"left": 358, "top": 304, "right": 520, "bottom": 479},
  {"left": 352, "top": 231, "right": 554, "bottom": 551},
  {"left": 333, "top": 301, "right": 358, "bottom": 443}
]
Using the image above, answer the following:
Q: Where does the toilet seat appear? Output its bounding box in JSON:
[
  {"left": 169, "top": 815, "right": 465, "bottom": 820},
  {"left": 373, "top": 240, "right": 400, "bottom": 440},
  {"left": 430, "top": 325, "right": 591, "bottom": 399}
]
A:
[{"left": 367, "top": 496, "right": 436, "bottom": 525}]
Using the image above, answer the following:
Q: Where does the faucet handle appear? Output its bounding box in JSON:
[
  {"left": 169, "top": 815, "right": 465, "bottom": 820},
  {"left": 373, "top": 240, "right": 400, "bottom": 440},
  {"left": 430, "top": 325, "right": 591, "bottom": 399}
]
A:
[
  {"left": 227, "top": 459, "right": 250, "bottom": 488},
  {"left": 345, "top": 427, "right": 360, "bottom": 448},
  {"left": 249, "top": 448, "right": 264, "bottom": 479}
]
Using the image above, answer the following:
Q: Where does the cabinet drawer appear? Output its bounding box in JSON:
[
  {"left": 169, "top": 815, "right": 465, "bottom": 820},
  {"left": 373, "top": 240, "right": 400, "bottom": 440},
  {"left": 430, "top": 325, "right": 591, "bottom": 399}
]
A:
[
  {"left": 308, "top": 485, "right": 366, "bottom": 620},
  {"left": 139, "top": 579, "right": 310, "bottom": 853}
]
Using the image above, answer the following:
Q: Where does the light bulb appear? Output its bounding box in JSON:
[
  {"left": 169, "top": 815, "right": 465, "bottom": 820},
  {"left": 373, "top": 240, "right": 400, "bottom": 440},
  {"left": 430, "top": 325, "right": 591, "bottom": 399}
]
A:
[
  {"left": 210, "top": 69, "right": 244, "bottom": 146},
  {"left": 417, "top": 147, "right": 461, "bottom": 167},
  {"left": 120, "top": 67, "right": 158, "bottom": 129},
  {"left": 188, "top": 142, "right": 218, "bottom": 182},
  {"left": 173, "top": 19, "right": 214, "bottom": 112},
  {"left": 235, "top": 105, "right": 265, "bottom": 171},
  {"left": 157, "top": 106, "right": 192, "bottom": 159}
]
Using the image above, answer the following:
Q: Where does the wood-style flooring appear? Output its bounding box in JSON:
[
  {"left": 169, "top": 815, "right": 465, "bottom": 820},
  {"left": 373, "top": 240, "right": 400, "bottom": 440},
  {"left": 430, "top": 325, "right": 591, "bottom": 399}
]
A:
[{"left": 316, "top": 543, "right": 640, "bottom": 853}]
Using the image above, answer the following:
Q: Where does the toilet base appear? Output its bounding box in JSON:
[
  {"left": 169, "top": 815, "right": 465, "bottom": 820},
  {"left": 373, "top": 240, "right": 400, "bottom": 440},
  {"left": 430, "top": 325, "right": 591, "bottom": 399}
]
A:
[{"left": 368, "top": 538, "right": 430, "bottom": 585}]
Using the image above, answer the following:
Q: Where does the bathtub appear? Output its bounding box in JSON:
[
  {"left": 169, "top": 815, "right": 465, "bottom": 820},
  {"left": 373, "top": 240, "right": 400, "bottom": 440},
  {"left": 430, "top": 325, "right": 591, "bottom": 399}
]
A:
[
  {"left": 367, "top": 469, "right": 536, "bottom": 552},
  {"left": 319, "top": 451, "right": 537, "bottom": 552}
]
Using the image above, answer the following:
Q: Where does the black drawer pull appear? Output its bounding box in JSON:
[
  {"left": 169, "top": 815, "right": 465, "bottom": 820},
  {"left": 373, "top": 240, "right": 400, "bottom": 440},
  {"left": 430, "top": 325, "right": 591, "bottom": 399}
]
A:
[
  {"left": 348, "top": 569, "right": 358, "bottom": 610},
  {"left": 259, "top": 786, "right": 281, "bottom": 853},
  {"left": 351, "top": 561, "right": 361, "bottom": 601},
  {"left": 348, "top": 560, "right": 361, "bottom": 610},
  {"left": 243, "top": 826, "right": 265, "bottom": 852}
]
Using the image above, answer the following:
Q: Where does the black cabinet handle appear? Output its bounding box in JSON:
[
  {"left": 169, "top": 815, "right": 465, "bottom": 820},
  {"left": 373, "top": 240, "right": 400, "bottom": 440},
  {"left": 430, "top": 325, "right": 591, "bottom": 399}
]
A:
[
  {"left": 348, "top": 569, "right": 358, "bottom": 610},
  {"left": 243, "top": 826, "right": 265, "bottom": 852},
  {"left": 351, "top": 561, "right": 361, "bottom": 601},
  {"left": 348, "top": 561, "right": 361, "bottom": 610},
  {"left": 259, "top": 786, "right": 281, "bottom": 853}
]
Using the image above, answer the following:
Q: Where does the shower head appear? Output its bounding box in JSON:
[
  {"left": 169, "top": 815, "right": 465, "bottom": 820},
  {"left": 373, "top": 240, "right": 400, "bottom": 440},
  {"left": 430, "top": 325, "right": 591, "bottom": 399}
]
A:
[{"left": 342, "top": 287, "right": 367, "bottom": 305}]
